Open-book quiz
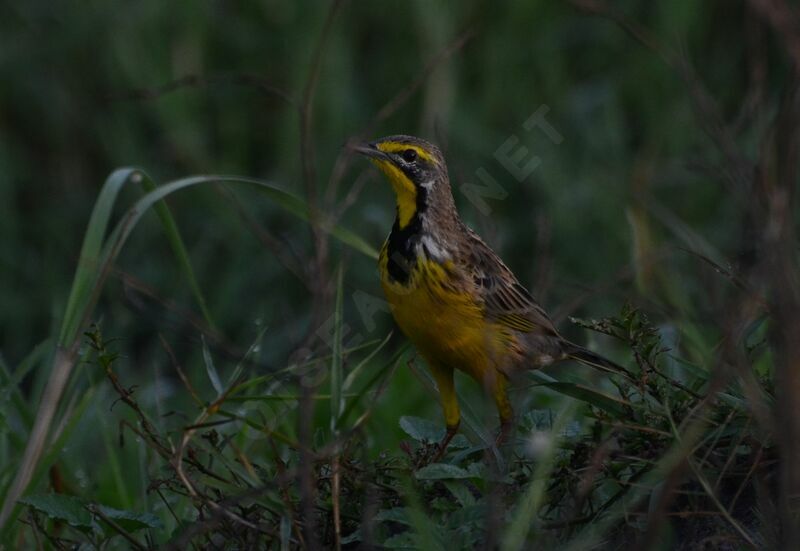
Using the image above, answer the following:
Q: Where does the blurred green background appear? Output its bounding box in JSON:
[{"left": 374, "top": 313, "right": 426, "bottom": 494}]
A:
[{"left": 0, "top": 0, "right": 784, "bottom": 535}]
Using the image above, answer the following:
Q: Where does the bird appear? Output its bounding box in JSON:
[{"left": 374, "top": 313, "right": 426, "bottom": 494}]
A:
[{"left": 352, "top": 134, "right": 625, "bottom": 452}]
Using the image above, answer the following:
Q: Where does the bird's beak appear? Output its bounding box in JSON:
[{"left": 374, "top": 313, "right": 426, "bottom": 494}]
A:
[{"left": 349, "top": 141, "right": 391, "bottom": 162}]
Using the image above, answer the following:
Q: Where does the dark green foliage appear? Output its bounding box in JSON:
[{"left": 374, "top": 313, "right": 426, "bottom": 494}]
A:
[{"left": 23, "top": 310, "right": 773, "bottom": 548}]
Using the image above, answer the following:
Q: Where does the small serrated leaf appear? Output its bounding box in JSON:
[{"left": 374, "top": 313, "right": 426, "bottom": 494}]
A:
[
  {"left": 20, "top": 494, "right": 94, "bottom": 532},
  {"left": 21, "top": 494, "right": 164, "bottom": 535},
  {"left": 375, "top": 507, "right": 411, "bottom": 525},
  {"left": 97, "top": 505, "right": 163, "bottom": 532},
  {"left": 415, "top": 463, "right": 474, "bottom": 480},
  {"left": 399, "top": 416, "right": 444, "bottom": 442},
  {"left": 443, "top": 481, "right": 476, "bottom": 507}
]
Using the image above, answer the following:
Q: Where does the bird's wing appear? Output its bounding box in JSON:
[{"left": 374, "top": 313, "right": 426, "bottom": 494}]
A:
[{"left": 461, "top": 227, "right": 558, "bottom": 336}]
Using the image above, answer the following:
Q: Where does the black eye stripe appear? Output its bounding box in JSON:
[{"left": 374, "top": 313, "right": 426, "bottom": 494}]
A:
[{"left": 401, "top": 149, "right": 418, "bottom": 163}]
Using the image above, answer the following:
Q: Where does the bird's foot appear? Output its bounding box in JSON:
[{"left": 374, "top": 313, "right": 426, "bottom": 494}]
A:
[
  {"left": 495, "top": 419, "right": 513, "bottom": 447},
  {"left": 432, "top": 426, "right": 458, "bottom": 462}
]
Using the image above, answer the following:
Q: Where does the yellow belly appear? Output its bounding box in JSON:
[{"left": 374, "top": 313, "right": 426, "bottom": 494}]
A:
[{"left": 380, "top": 254, "right": 514, "bottom": 381}]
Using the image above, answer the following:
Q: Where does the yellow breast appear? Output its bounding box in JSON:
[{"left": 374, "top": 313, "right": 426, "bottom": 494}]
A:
[{"left": 379, "top": 245, "right": 515, "bottom": 380}]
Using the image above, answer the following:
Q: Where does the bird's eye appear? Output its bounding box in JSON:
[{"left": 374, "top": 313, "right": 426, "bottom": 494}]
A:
[{"left": 401, "top": 149, "right": 418, "bottom": 163}]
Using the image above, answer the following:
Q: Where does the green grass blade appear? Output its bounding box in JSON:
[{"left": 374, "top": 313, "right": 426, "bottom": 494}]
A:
[
  {"left": 342, "top": 331, "right": 392, "bottom": 391},
  {"left": 58, "top": 168, "right": 136, "bottom": 345},
  {"left": 502, "top": 401, "right": 579, "bottom": 551},
  {"left": 532, "top": 381, "right": 631, "bottom": 418},
  {"left": 3, "top": 169, "right": 376, "bottom": 534},
  {"left": 337, "top": 343, "right": 409, "bottom": 429},
  {"left": 227, "top": 324, "right": 270, "bottom": 388},
  {"left": 330, "top": 265, "right": 344, "bottom": 432},
  {"left": 326, "top": 225, "right": 378, "bottom": 260},
  {"left": 5, "top": 168, "right": 136, "bottom": 531},
  {"left": 98, "top": 409, "right": 132, "bottom": 509},
  {"left": 99, "top": 174, "right": 377, "bottom": 273},
  {"left": 201, "top": 335, "right": 224, "bottom": 396},
  {"left": 138, "top": 174, "right": 216, "bottom": 329},
  {"left": 226, "top": 393, "right": 355, "bottom": 402},
  {"left": 0, "top": 339, "right": 52, "bottom": 430},
  {"left": 245, "top": 181, "right": 379, "bottom": 259}
]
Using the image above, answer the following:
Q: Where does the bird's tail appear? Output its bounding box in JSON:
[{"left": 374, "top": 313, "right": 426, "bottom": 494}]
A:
[{"left": 563, "top": 342, "right": 635, "bottom": 380}]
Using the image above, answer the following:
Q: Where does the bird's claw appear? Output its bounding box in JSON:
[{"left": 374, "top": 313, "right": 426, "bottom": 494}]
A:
[
  {"left": 432, "top": 426, "right": 458, "bottom": 462},
  {"left": 495, "top": 420, "right": 513, "bottom": 446}
]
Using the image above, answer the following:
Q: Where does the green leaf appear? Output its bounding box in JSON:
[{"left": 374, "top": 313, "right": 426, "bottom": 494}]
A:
[
  {"left": 399, "top": 416, "right": 445, "bottom": 443},
  {"left": 446, "top": 503, "right": 486, "bottom": 529},
  {"left": 449, "top": 434, "right": 471, "bottom": 448},
  {"left": 415, "top": 463, "right": 474, "bottom": 480},
  {"left": 20, "top": 494, "right": 163, "bottom": 536},
  {"left": 95, "top": 504, "right": 163, "bottom": 532},
  {"left": 443, "top": 481, "right": 476, "bottom": 507},
  {"left": 375, "top": 507, "right": 412, "bottom": 525},
  {"left": 20, "top": 494, "right": 95, "bottom": 532}
]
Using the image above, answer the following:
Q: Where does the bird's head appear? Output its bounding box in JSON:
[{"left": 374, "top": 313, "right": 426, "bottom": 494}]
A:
[{"left": 352, "top": 135, "right": 451, "bottom": 229}]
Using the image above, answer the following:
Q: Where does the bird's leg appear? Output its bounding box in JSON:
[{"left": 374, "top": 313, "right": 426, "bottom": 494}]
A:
[
  {"left": 496, "top": 418, "right": 513, "bottom": 445},
  {"left": 433, "top": 424, "right": 459, "bottom": 462},
  {"left": 489, "top": 372, "right": 514, "bottom": 446},
  {"left": 430, "top": 364, "right": 460, "bottom": 461}
]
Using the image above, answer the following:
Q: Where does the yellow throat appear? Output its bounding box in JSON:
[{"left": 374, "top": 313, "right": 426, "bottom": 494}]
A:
[{"left": 367, "top": 142, "right": 436, "bottom": 229}]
